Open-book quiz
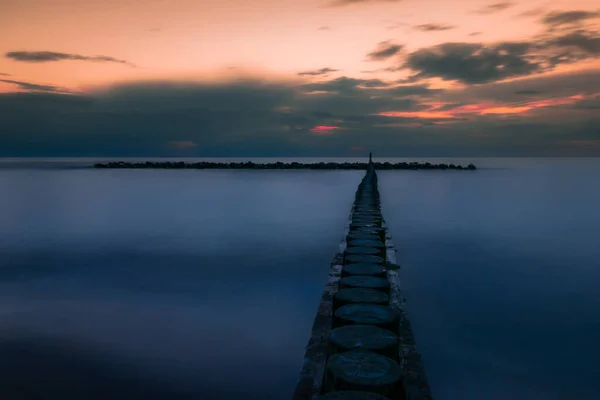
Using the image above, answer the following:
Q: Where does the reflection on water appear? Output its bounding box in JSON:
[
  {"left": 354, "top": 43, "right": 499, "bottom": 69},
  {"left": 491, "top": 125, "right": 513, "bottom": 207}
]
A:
[
  {"left": 380, "top": 158, "right": 600, "bottom": 400},
  {"left": 0, "top": 167, "right": 363, "bottom": 399}
]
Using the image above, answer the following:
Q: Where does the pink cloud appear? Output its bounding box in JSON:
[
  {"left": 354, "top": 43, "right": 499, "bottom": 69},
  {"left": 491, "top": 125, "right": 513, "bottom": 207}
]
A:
[{"left": 310, "top": 125, "right": 341, "bottom": 134}]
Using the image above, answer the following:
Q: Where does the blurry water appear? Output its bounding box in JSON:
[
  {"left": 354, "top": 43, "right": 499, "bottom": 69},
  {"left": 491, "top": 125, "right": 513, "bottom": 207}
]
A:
[
  {"left": 1, "top": 158, "right": 599, "bottom": 400},
  {"left": 0, "top": 166, "right": 363, "bottom": 399},
  {"left": 379, "top": 158, "right": 600, "bottom": 400}
]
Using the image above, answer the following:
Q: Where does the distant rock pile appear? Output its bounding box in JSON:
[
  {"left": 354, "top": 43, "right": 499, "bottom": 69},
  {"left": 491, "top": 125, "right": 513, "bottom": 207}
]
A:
[{"left": 93, "top": 161, "right": 477, "bottom": 170}]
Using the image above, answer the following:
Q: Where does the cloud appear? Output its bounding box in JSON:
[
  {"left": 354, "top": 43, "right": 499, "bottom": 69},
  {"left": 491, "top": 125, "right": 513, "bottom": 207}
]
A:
[
  {"left": 366, "top": 41, "right": 403, "bottom": 61},
  {"left": 297, "top": 67, "right": 339, "bottom": 76},
  {"left": 327, "top": 0, "right": 402, "bottom": 7},
  {"left": 1, "top": 71, "right": 599, "bottom": 157},
  {"left": 414, "top": 23, "right": 455, "bottom": 32},
  {"left": 572, "top": 95, "right": 600, "bottom": 110},
  {"left": 357, "top": 79, "right": 393, "bottom": 87},
  {"left": 437, "top": 69, "right": 600, "bottom": 115},
  {"left": 5, "top": 51, "right": 135, "bottom": 67},
  {"left": 318, "top": 26, "right": 331, "bottom": 30},
  {"left": 515, "top": 90, "right": 542, "bottom": 95},
  {"left": 548, "top": 31, "right": 600, "bottom": 55},
  {"left": 301, "top": 77, "right": 396, "bottom": 94},
  {"left": 468, "top": 32, "right": 483, "bottom": 36},
  {"left": 542, "top": 10, "right": 600, "bottom": 27},
  {"left": 473, "top": 2, "right": 515, "bottom": 15},
  {"left": 0, "top": 72, "right": 11, "bottom": 76},
  {"left": 398, "top": 26, "right": 600, "bottom": 85},
  {"left": 309, "top": 125, "right": 341, "bottom": 134},
  {"left": 403, "top": 42, "right": 540, "bottom": 84},
  {"left": 381, "top": 84, "right": 444, "bottom": 96},
  {"left": 0, "top": 79, "right": 65, "bottom": 93}
]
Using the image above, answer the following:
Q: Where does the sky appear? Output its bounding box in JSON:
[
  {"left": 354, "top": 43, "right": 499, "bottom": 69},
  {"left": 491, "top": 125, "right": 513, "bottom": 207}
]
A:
[{"left": 0, "top": 0, "right": 599, "bottom": 156}]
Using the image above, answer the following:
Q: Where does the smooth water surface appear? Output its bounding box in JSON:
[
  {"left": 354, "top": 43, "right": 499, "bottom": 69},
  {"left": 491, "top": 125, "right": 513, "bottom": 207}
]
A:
[
  {"left": 379, "top": 158, "right": 600, "bottom": 400},
  {"left": 1, "top": 158, "right": 599, "bottom": 400},
  {"left": 0, "top": 165, "right": 363, "bottom": 399}
]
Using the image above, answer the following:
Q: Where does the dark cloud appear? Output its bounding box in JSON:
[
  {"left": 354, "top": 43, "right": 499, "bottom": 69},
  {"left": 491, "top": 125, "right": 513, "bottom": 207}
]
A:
[
  {"left": 0, "top": 72, "right": 11, "bottom": 76},
  {"left": 549, "top": 30, "right": 600, "bottom": 55},
  {"left": 398, "top": 27, "right": 600, "bottom": 85},
  {"left": 413, "top": 23, "right": 455, "bottom": 32},
  {"left": 572, "top": 95, "right": 600, "bottom": 110},
  {"left": 366, "top": 41, "right": 403, "bottom": 61},
  {"left": 403, "top": 42, "right": 540, "bottom": 84},
  {"left": 379, "top": 84, "right": 443, "bottom": 96},
  {"left": 5, "top": 51, "right": 135, "bottom": 67},
  {"left": 442, "top": 69, "right": 600, "bottom": 105},
  {"left": 473, "top": 2, "right": 515, "bottom": 15},
  {"left": 0, "top": 79, "right": 65, "bottom": 93},
  {"left": 515, "top": 90, "right": 542, "bottom": 95},
  {"left": 1, "top": 71, "right": 599, "bottom": 157},
  {"left": 542, "top": 10, "right": 600, "bottom": 27},
  {"left": 302, "top": 77, "right": 397, "bottom": 93},
  {"left": 301, "top": 77, "right": 367, "bottom": 93},
  {"left": 327, "top": 0, "right": 402, "bottom": 7},
  {"left": 358, "top": 79, "right": 393, "bottom": 87},
  {"left": 468, "top": 32, "right": 483, "bottom": 36},
  {"left": 297, "top": 67, "right": 339, "bottom": 76}
]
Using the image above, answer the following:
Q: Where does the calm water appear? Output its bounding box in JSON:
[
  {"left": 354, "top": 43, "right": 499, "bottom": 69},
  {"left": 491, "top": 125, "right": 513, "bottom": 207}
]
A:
[
  {"left": 0, "top": 164, "right": 363, "bottom": 399},
  {"left": 0, "top": 158, "right": 599, "bottom": 399},
  {"left": 380, "top": 158, "right": 600, "bottom": 400}
]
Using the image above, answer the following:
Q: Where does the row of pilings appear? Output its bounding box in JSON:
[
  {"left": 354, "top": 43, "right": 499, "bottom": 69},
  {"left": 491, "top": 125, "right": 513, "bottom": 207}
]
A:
[{"left": 293, "top": 163, "right": 433, "bottom": 400}]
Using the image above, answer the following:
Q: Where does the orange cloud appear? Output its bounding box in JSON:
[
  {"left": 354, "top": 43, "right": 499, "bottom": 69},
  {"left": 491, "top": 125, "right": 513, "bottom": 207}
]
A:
[{"left": 378, "top": 94, "right": 587, "bottom": 120}]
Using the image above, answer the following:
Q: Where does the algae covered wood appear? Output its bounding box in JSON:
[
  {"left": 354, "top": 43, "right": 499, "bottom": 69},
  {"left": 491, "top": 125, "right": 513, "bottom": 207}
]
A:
[
  {"left": 294, "top": 161, "right": 432, "bottom": 400},
  {"left": 345, "top": 254, "right": 385, "bottom": 265},
  {"left": 346, "top": 233, "right": 381, "bottom": 242},
  {"left": 345, "top": 247, "right": 381, "bottom": 257},
  {"left": 329, "top": 325, "right": 399, "bottom": 358},
  {"left": 342, "top": 263, "right": 386, "bottom": 277},
  {"left": 334, "top": 304, "right": 400, "bottom": 333},
  {"left": 333, "top": 288, "right": 389, "bottom": 310},
  {"left": 324, "top": 350, "right": 404, "bottom": 398},
  {"left": 347, "top": 239, "right": 386, "bottom": 249},
  {"left": 339, "top": 276, "right": 390, "bottom": 293}
]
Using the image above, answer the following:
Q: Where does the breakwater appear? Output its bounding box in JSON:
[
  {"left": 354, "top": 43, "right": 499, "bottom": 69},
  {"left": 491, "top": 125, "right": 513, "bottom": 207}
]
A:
[
  {"left": 93, "top": 161, "right": 476, "bottom": 170},
  {"left": 293, "top": 163, "right": 432, "bottom": 400}
]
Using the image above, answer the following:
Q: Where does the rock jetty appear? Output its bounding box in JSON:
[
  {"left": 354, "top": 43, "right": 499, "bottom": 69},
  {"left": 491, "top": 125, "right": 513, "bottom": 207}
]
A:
[
  {"left": 293, "top": 159, "right": 433, "bottom": 400},
  {"left": 93, "top": 161, "right": 476, "bottom": 170}
]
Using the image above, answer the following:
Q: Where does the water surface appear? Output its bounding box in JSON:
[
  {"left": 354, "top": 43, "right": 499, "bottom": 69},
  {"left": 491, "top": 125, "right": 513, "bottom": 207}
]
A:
[
  {"left": 0, "top": 165, "right": 363, "bottom": 399},
  {"left": 380, "top": 158, "right": 600, "bottom": 400},
  {"left": 1, "top": 158, "right": 599, "bottom": 400}
]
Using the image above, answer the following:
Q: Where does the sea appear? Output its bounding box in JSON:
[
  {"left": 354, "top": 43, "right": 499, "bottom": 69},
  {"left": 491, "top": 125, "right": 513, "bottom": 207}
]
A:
[{"left": 0, "top": 157, "right": 598, "bottom": 400}]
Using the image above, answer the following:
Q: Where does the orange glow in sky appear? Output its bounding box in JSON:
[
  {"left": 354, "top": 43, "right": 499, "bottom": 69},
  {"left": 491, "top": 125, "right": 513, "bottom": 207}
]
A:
[
  {"left": 1, "top": 0, "right": 598, "bottom": 90},
  {"left": 378, "top": 94, "right": 589, "bottom": 119}
]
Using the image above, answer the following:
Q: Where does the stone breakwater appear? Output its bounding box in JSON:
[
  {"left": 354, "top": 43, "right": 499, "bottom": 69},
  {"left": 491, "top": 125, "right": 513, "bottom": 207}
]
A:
[
  {"left": 93, "top": 161, "right": 476, "bottom": 170},
  {"left": 293, "top": 164, "right": 433, "bottom": 400}
]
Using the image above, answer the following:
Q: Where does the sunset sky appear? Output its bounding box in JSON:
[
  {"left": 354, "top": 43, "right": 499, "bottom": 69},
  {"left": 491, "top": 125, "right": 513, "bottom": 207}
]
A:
[{"left": 1, "top": 0, "right": 599, "bottom": 156}]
